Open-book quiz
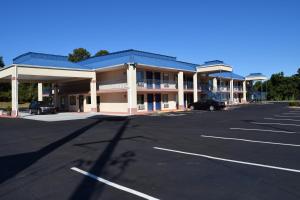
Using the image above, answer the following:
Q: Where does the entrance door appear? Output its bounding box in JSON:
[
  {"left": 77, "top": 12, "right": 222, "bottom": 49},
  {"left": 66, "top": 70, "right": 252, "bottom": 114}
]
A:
[
  {"left": 155, "top": 94, "right": 161, "bottom": 110},
  {"left": 154, "top": 72, "right": 161, "bottom": 89},
  {"left": 79, "top": 95, "right": 84, "bottom": 112},
  {"left": 147, "top": 94, "right": 154, "bottom": 111},
  {"left": 97, "top": 96, "right": 100, "bottom": 112},
  {"left": 146, "top": 71, "right": 153, "bottom": 89}
]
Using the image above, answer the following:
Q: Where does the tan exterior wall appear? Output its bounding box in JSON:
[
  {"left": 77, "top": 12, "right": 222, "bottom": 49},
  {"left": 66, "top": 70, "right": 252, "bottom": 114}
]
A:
[
  {"left": 97, "top": 68, "right": 127, "bottom": 90},
  {"left": 99, "top": 93, "right": 128, "bottom": 113}
]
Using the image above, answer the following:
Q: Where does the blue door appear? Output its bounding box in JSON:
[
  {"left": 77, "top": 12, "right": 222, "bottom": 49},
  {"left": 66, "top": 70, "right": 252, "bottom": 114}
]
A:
[
  {"left": 155, "top": 94, "right": 161, "bottom": 110},
  {"left": 154, "top": 72, "right": 161, "bottom": 89},
  {"left": 146, "top": 71, "right": 153, "bottom": 89},
  {"left": 147, "top": 94, "right": 154, "bottom": 111}
]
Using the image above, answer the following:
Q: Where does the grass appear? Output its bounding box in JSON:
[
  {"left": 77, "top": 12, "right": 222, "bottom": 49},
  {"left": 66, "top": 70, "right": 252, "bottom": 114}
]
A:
[
  {"left": 288, "top": 101, "right": 300, "bottom": 107},
  {"left": 0, "top": 102, "right": 30, "bottom": 110}
]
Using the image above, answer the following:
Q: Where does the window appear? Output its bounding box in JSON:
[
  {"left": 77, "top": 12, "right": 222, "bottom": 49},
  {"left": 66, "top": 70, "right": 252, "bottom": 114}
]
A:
[
  {"left": 86, "top": 96, "right": 91, "bottom": 104},
  {"left": 97, "top": 96, "right": 100, "bottom": 104},
  {"left": 163, "top": 73, "right": 169, "bottom": 83},
  {"left": 137, "top": 71, "right": 144, "bottom": 83},
  {"left": 137, "top": 94, "right": 144, "bottom": 105},
  {"left": 163, "top": 94, "right": 168, "bottom": 103},
  {"left": 70, "top": 96, "right": 76, "bottom": 106}
]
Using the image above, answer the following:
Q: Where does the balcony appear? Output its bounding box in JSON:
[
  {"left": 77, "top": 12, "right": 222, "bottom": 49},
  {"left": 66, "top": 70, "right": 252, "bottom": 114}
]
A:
[
  {"left": 198, "top": 84, "right": 210, "bottom": 92},
  {"left": 233, "top": 86, "right": 243, "bottom": 92},
  {"left": 137, "top": 79, "right": 177, "bottom": 90},
  {"left": 97, "top": 80, "right": 128, "bottom": 90},
  {"left": 218, "top": 86, "right": 230, "bottom": 92},
  {"left": 184, "top": 81, "right": 193, "bottom": 90}
]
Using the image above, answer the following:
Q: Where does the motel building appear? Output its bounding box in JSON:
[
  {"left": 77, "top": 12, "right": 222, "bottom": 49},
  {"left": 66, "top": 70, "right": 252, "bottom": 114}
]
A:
[{"left": 0, "top": 49, "right": 264, "bottom": 117}]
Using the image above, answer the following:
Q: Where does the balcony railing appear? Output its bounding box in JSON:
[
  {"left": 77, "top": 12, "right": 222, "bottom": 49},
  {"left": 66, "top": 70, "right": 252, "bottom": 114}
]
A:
[
  {"left": 218, "top": 86, "right": 230, "bottom": 92},
  {"left": 184, "top": 81, "right": 193, "bottom": 89},
  {"left": 97, "top": 80, "right": 128, "bottom": 90},
  {"left": 137, "top": 79, "right": 177, "bottom": 89},
  {"left": 233, "top": 86, "right": 243, "bottom": 92}
]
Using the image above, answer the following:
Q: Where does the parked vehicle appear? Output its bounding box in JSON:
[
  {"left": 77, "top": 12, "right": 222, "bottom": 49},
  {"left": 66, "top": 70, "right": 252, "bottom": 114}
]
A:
[
  {"left": 29, "top": 101, "right": 57, "bottom": 115},
  {"left": 188, "top": 99, "right": 226, "bottom": 111}
]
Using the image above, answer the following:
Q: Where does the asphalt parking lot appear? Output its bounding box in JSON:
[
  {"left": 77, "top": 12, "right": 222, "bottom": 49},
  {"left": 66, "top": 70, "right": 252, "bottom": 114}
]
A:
[{"left": 1, "top": 103, "right": 300, "bottom": 200}]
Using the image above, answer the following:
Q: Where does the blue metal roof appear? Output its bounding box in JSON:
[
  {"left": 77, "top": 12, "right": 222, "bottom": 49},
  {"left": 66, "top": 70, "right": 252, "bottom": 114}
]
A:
[
  {"left": 13, "top": 52, "right": 89, "bottom": 70},
  {"left": 209, "top": 72, "right": 245, "bottom": 80},
  {"left": 13, "top": 49, "right": 198, "bottom": 72}
]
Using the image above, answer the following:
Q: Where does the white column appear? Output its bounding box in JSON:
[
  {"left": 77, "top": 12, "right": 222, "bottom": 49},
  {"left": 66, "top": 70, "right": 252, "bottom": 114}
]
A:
[
  {"left": 193, "top": 73, "right": 198, "bottom": 102},
  {"left": 242, "top": 80, "right": 247, "bottom": 103},
  {"left": 127, "top": 64, "right": 137, "bottom": 114},
  {"left": 230, "top": 79, "right": 234, "bottom": 104},
  {"left": 38, "top": 83, "right": 43, "bottom": 102},
  {"left": 178, "top": 71, "right": 184, "bottom": 110},
  {"left": 90, "top": 72, "right": 97, "bottom": 112},
  {"left": 11, "top": 66, "right": 18, "bottom": 117},
  {"left": 213, "top": 78, "right": 218, "bottom": 92}
]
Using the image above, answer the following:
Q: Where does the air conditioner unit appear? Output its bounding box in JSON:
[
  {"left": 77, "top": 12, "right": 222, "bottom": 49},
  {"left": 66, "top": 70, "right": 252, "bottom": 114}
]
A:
[
  {"left": 164, "top": 103, "right": 169, "bottom": 108},
  {"left": 137, "top": 82, "right": 145, "bottom": 87},
  {"left": 164, "top": 83, "right": 169, "bottom": 88},
  {"left": 138, "top": 104, "right": 145, "bottom": 110}
]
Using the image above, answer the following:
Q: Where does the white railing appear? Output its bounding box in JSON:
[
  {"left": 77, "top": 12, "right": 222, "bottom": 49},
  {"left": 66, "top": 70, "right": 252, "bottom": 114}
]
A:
[
  {"left": 218, "top": 86, "right": 230, "bottom": 92},
  {"left": 233, "top": 86, "right": 243, "bottom": 92},
  {"left": 137, "top": 80, "right": 177, "bottom": 89}
]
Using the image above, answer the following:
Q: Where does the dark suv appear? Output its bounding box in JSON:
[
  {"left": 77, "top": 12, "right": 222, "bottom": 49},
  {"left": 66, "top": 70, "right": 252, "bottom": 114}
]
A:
[
  {"left": 188, "top": 99, "right": 226, "bottom": 111},
  {"left": 29, "top": 101, "right": 57, "bottom": 115}
]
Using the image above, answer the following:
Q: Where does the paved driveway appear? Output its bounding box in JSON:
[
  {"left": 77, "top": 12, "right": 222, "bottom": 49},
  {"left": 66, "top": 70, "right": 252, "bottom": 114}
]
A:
[{"left": 1, "top": 103, "right": 300, "bottom": 200}]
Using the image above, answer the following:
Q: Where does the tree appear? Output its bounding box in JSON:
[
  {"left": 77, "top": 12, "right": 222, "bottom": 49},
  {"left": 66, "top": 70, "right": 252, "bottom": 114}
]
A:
[
  {"left": 94, "top": 50, "right": 109, "bottom": 57},
  {"left": 0, "top": 56, "right": 5, "bottom": 68},
  {"left": 68, "top": 48, "right": 91, "bottom": 62}
]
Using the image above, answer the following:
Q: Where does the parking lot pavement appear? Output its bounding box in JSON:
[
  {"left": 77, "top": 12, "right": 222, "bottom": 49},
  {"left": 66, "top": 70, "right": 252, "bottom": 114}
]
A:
[{"left": 1, "top": 103, "right": 300, "bottom": 199}]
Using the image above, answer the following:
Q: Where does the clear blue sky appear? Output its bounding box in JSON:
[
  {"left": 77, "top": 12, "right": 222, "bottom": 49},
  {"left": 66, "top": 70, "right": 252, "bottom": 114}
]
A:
[{"left": 1, "top": 0, "right": 300, "bottom": 77}]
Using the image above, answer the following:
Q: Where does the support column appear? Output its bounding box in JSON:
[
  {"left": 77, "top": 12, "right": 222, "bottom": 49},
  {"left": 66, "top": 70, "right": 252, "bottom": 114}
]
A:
[
  {"left": 52, "top": 83, "right": 58, "bottom": 107},
  {"left": 178, "top": 71, "right": 184, "bottom": 110},
  {"left": 230, "top": 79, "right": 234, "bottom": 104},
  {"left": 242, "top": 80, "right": 247, "bottom": 103},
  {"left": 90, "top": 72, "right": 97, "bottom": 112},
  {"left": 193, "top": 73, "right": 198, "bottom": 102},
  {"left": 38, "top": 83, "right": 43, "bottom": 102},
  {"left": 213, "top": 77, "right": 218, "bottom": 92},
  {"left": 11, "top": 66, "right": 18, "bottom": 117},
  {"left": 127, "top": 64, "right": 137, "bottom": 115}
]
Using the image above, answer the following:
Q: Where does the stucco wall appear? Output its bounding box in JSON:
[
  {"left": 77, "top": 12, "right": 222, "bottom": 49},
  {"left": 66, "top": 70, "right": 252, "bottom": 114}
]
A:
[{"left": 99, "top": 93, "right": 128, "bottom": 113}]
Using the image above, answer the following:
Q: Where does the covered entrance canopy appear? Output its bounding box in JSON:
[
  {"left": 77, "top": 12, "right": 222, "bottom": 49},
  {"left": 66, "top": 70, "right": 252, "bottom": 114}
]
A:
[{"left": 0, "top": 65, "right": 97, "bottom": 117}]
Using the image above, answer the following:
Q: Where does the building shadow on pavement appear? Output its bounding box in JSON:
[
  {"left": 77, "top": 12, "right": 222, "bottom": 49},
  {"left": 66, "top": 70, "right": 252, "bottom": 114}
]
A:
[
  {"left": 0, "top": 117, "right": 126, "bottom": 186},
  {"left": 70, "top": 118, "right": 133, "bottom": 200}
]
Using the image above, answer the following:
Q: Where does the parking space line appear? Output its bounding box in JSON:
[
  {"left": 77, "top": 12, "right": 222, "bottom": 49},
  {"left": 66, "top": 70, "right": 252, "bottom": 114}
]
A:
[
  {"left": 264, "top": 117, "right": 300, "bottom": 122},
  {"left": 275, "top": 115, "right": 300, "bottom": 118},
  {"left": 71, "top": 167, "right": 160, "bottom": 200},
  {"left": 201, "top": 135, "right": 300, "bottom": 147},
  {"left": 153, "top": 147, "right": 300, "bottom": 173},
  {"left": 251, "top": 122, "right": 300, "bottom": 127},
  {"left": 230, "top": 128, "right": 296, "bottom": 134},
  {"left": 282, "top": 113, "right": 300, "bottom": 115}
]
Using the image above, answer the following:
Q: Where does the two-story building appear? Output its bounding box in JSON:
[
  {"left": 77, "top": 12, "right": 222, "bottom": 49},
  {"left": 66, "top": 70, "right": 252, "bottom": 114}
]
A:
[{"left": 0, "top": 49, "right": 249, "bottom": 117}]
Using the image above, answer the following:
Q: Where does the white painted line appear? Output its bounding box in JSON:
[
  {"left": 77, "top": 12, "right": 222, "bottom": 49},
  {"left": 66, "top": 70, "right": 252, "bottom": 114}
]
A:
[
  {"left": 230, "top": 127, "right": 296, "bottom": 134},
  {"left": 252, "top": 122, "right": 300, "bottom": 127},
  {"left": 275, "top": 115, "right": 300, "bottom": 118},
  {"left": 282, "top": 113, "right": 300, "bottom": 115},
  {"left": 264, "top": 117, "right": 300, "bottom": 122},
  {"left": 201, "top": 134, "right": 300, "bottom": 147},
  {"left": 71, "top": 167, "right": 159, "bottom": 200},
  {"left": 153, "top": 147, "right": 300, "bottom": 173}
]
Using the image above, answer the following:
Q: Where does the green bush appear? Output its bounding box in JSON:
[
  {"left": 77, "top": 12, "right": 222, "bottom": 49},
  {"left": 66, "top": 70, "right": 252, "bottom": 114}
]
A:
[{"left": 289, "top": 101, "right": 300, "bottom": 107}]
